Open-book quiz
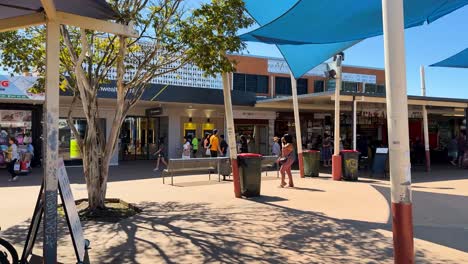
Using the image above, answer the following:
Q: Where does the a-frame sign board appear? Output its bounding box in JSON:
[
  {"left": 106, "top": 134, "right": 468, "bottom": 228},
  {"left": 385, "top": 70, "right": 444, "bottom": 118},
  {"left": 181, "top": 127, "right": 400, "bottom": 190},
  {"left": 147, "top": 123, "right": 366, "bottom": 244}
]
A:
[{"left": 21, "top": 159, "right": 89, "bottom": 264}]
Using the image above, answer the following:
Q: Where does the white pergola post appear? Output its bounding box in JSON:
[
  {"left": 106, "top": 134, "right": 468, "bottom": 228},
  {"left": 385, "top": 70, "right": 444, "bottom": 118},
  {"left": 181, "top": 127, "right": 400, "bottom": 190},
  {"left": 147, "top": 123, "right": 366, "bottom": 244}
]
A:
[
  {"left": 382, "top": 0, "right": 414, "bottom": 263},
  {"left": 332, "top": 56, "right": 343, "bottom": 180},
  {"left": 290, "top": 72, "right": 305, "bottom": 178},
  {"left": 43, "top": 20, "right": 60, "bottom": 263},
  {"left": 420, "top": 66, "right": 431, "bottom": 172},
  {"left": 222, "top": 72, "right": 241, "bottom": 197}
]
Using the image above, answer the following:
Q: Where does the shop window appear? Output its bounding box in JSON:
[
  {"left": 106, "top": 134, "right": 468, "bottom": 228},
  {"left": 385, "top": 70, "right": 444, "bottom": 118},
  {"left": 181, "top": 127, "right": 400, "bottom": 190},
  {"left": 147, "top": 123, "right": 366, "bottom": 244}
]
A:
[
  {"left": 275, "top": 77, "right": 308, "bottom": 95},
  {"left": 343, "top": 81, "right": 358, "bottom": 92},
  {"left": 59, "top": 118, "right": 106, "bottom": 161},
  {"left": 233, "top": 73, "right": 269, "bottom": 94},
  {"left": 314, "top": 80, "right": 325, "bottom": 93},
  {"left": 0, "top": 110, "right": 33, "bottom": 155},
  {"left": 364, "top": 84, "right": 386, "bottom": 95}
]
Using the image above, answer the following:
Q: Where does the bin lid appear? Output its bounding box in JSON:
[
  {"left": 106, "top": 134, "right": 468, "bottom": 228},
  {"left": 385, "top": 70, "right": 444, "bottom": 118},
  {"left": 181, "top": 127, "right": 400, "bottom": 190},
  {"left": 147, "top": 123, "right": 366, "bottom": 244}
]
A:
[
  {"left": 304, "top": 150, "right": 319, "bottom": 153},
  {"left": 340, "top": 150, "right": 359, "bottom": 153},
  {"left": 238, "top": 153, "right": 263, "bottom": 158}
]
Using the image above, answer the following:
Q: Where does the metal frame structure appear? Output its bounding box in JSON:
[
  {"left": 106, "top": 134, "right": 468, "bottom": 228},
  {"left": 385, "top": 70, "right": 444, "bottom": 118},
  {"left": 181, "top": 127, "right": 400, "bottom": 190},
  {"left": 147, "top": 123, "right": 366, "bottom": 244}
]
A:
[{"left": 0, "top": 1, "right": 137, "bottom": 262}]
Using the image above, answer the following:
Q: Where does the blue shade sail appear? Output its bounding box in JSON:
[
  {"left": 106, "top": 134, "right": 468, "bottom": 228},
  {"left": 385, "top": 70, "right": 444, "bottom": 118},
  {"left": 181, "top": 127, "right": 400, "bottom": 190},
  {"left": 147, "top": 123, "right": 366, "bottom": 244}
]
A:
[
  {"left": 0, "top": 0, "right": 117, "bottom": 20},
  {"left": 241, "top": 0, "right": 468, "bottom": 44},
  {"left": 243, "top": 0, "right": 359, "bottom": 79},
  {"left": 430, "top": 48, "right": 468, "bottom": 68}
]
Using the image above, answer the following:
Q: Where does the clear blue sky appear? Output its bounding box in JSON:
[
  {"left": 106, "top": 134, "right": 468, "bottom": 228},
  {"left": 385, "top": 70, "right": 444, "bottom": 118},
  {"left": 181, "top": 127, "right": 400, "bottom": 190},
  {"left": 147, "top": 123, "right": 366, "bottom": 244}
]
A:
[{"left": 239, "top": 6, "right": 468, "bottom": 99}]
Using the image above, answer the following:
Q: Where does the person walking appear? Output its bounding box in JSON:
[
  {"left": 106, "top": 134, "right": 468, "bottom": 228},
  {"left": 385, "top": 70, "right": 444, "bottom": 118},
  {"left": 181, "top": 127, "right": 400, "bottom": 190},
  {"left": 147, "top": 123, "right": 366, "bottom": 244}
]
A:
[
  {"left": 278, "top": 134, "right": 295, "bottom": 188},
  {"left": 220, "top": 135, "right": 228, "bottom": 157},
  {"left": 321, "top": 135, "right": 332, "bottom": 167},
  {"left": 192, "top": 136, "right": 199, "bottom": 158},
  {"left": 7, "top": 137, "right": 19, "bottom": 181},
  {"left": 209, "top": 129, "right": 222, "bottom": 157},
  {"left": 448, "top": 135, "right": 458, "bottom": 166},
  {"left": 153, "top": 138, "right": 168, "bottom": 171}
]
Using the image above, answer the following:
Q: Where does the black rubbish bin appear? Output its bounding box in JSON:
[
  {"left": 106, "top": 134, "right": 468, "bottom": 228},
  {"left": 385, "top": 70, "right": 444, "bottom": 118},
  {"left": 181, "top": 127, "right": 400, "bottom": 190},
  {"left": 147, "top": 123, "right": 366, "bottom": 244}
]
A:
[
  {"left": 303, "top": 150, "right": 320, "bottom": 177},
  {"left": 341, "top": 150, "right": 360, "bottom": 181},
  {"left": 237, "top": 153, "right": 263, "bottom": 197}
]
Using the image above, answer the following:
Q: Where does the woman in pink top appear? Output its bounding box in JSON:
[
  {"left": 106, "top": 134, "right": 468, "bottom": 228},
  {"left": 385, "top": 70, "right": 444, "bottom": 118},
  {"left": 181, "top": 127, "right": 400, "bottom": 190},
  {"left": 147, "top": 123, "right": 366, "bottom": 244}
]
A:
[{"left": 278, "top": 134, "right": 295, "bottom": 188}]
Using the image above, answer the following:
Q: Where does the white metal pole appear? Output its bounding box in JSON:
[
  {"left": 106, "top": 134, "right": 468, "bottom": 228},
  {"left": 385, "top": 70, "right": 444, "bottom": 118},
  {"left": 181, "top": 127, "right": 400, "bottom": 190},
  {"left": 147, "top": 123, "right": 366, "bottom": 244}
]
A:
[
  {"left": 382, "top": 0, "right": 414, "bottom": 262},
  {"left": 332, "top": 57, "right": 343, "bottom": 180},
  {"left": 43, "top": 20, "right": 60, "bottom": 263},
  {"left": 353, "top": 98, "right": 358, "bottom": 151},
  {"left": 290, "top": 72, "right": 305, "bottom": 177},
  {"left": 222, "top": 72, "right": 241, "bottom": 197},
  {"left": 420, "top": 66, "right": 431, "bottom": 171}
]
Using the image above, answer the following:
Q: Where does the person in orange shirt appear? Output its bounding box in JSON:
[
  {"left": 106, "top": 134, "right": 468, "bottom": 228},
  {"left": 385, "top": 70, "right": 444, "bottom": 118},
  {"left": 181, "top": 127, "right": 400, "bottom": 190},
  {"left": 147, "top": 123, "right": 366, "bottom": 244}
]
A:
[{"left": 209, "top": 129, "right": 222, "bottom": 157}]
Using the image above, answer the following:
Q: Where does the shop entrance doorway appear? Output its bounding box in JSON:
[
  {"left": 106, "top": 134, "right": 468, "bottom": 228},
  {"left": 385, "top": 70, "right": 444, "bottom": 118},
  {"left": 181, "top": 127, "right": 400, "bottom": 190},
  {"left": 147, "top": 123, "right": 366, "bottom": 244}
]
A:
[{"left": 119, "top": 116, "right": 168, "bottom": 160}]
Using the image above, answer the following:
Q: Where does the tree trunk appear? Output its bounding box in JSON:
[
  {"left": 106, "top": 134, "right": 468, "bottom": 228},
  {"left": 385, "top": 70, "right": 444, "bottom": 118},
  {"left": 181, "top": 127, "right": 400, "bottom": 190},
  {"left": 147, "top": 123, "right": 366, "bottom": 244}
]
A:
[{"left": 82, "top": 117, "right": 105, "bottom": 210}]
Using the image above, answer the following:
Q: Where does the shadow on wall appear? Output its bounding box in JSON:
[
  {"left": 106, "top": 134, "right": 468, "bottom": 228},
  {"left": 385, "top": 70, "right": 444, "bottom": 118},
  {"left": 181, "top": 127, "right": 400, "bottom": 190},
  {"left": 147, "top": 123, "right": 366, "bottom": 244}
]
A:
[{"left": 2, "top": 199, "right": 462, "bottom": 264}]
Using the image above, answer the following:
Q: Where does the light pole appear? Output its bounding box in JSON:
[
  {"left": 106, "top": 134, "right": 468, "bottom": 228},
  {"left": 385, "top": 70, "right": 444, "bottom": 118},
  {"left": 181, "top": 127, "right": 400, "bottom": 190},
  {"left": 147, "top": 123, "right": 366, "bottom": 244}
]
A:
[
  {"left": 382, "top": 0, "right": 414, "bottom": 262},
  {"left": 332, "top": 53, "right": 343, "bottom": 181},
  {"left": 420, "top": 66, "right": 431, "bottom": 172}
]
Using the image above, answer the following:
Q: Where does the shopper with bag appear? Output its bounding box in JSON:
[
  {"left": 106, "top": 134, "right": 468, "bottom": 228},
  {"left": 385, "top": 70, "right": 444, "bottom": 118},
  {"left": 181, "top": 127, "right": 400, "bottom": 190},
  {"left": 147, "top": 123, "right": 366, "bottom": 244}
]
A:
[
  {"left": 7, "top": 137, "right": 19, "bottom": 182},
  {"left": 203, "top": 134, "right": 211, "bottom": 157},
  {"left": 277, "top": 134, "right": 295, "bottom": 188}
]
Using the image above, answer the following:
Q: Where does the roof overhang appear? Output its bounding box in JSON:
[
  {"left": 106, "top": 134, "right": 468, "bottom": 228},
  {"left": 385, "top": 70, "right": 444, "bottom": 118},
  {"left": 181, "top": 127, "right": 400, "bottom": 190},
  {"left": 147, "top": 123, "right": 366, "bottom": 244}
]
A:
[
  {"left": 0, "top": 1, "right": 138, "bottom": 37},
  {"left": 255, "top": 92, "right": 468, "bottom": 111}
]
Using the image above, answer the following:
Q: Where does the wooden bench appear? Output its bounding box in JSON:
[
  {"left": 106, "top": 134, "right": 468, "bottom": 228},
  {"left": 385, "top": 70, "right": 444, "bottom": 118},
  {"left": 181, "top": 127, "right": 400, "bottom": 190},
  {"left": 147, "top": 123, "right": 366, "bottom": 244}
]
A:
[
  {"left": 261, "top": 155, "right": 279, "bottom": 177},
  {"left": 163, "top": 157, "right": 229, "bottom": 185}
]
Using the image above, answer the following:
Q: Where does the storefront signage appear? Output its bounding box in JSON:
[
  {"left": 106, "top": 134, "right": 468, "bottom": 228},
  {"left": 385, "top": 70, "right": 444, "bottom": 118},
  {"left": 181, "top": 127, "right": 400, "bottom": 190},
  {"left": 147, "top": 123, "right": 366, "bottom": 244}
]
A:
[
  {"left": 0, "top": 75, "right": 44, "bottom": 100},
  {"left": 184, "top": 122, "right": 197, "bottom": 130},
  {"left": 146, "top": 107, "right": 163, "bottom": 117},
  {"left": 342, "top": 73, "right": 377, "bottom": 84},
  {"left": 233, "top": 110, "right": 276, "bottom": 120},
  {"left": 268, "top": 59, "right": 327, "bottom": 77}
]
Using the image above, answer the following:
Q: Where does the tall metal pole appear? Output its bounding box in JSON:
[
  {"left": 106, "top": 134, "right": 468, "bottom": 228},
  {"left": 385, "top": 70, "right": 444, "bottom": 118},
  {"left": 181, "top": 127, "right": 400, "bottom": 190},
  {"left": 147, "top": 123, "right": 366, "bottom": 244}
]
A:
[
  {"left": 353, "top": 97, "right": 357, "bottom": 151},
  {"left": 222, "top": 72, "right": 241, "bottom": 198},
  {"left": 382, "top": 0, "right": 414, "bottom": 263},
  {"left": 420, "top": 66, "right": 431, "bottom": 172},
  {"left": 332, "top": 56, "right": 343, "bottom": 181},
  {"left": 290, "top": 72, "right": 305, "bottom": 178},
  {"left": 43, "top": 20, "right": 60, "bottom": 263}
]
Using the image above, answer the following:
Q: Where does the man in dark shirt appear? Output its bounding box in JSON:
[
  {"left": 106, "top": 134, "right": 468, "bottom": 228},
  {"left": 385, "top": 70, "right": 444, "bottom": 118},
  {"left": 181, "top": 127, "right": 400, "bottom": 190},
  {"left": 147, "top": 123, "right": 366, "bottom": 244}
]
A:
[{"left": 220, "top": 135, "right": 228, "bottom": 157}]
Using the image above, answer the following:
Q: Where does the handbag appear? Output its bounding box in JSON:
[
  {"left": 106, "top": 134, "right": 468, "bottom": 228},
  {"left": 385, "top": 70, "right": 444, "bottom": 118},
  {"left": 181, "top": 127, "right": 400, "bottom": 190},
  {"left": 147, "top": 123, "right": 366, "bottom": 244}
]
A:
[
  {"left": 278, "top": 157, "right": 287, "bottom": 165},
  {"left": 14, "top": 161, "right": 20, "bottom": 172},
  {"left": 205, "top": 148, "right": 211, "bottom": 156}
]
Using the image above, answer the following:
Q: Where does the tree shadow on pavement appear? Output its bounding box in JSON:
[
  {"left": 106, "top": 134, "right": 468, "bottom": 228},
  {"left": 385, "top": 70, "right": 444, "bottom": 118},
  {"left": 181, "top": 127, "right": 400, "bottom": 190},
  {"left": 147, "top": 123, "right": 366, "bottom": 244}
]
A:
[{"left": 2, "top": 199, "right": 463, "bottom": 264}]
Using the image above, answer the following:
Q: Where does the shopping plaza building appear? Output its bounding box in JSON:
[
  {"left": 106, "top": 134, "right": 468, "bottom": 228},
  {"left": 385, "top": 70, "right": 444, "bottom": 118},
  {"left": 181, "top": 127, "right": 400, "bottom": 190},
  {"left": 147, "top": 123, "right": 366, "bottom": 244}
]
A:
[{"left": 0, "top": 54, "right": 467, "bottom": 166}]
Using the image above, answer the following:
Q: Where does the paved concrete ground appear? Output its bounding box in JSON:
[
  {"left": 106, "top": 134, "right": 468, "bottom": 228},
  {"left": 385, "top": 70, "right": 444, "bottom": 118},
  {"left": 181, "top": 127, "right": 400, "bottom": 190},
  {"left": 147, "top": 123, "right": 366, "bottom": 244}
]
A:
[{"left": 0, "top": 162, "right": 467, "bottom": 263}]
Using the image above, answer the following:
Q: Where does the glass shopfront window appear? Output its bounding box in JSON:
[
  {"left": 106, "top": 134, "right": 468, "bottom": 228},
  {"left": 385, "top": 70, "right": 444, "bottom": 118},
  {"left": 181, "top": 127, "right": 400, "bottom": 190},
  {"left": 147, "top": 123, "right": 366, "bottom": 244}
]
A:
[
  {"left": 0, "top": 110, "right": 33, "bottom": 155},
  {"left": 120, "top": 116, "right": 168, "bottom": 160},
  {"left": 59, "top": 118, "right": 106, "bottom": 163}
]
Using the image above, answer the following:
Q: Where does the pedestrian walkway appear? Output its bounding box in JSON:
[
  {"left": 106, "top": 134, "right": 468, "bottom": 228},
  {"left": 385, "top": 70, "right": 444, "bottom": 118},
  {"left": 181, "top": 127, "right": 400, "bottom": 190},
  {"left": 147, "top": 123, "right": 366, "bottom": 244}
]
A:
[{"left": 0, "top": 162, "right": 467, "bottom": 263}]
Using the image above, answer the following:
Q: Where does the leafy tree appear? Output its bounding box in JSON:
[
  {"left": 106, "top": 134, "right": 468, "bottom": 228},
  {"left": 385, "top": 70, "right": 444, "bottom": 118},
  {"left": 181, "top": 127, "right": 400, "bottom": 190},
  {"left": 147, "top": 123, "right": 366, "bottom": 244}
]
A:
[{"left": 0, "top": 0, "right": 252, "bottom": 211}]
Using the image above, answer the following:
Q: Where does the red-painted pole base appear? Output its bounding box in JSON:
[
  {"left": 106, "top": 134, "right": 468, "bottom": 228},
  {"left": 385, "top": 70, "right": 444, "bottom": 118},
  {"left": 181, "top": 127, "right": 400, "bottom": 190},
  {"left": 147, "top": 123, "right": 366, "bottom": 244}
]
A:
[
  {"left": 392, "top": 202, "right": 414, "bottom": 264},
  {"left": 332, "top": 154, "right": 342, "bottom": 181},
  {"left": 231, "top": 158, "right": 241, "bottom": 198},
  {"left": 425, "top": 150, "right": 431, "bottom": 172},
  {"left": 298, "top": 152, "right": 305, "bottom": 178}
]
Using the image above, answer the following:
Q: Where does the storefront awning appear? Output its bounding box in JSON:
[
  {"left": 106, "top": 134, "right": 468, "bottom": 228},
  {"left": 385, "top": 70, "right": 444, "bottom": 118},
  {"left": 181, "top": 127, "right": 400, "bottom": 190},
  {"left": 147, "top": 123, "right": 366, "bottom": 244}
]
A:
[{"left": 430, "top": 48, "right": 468, "bottom": 68}]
